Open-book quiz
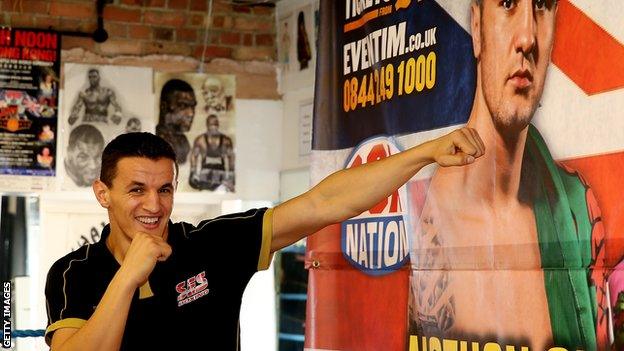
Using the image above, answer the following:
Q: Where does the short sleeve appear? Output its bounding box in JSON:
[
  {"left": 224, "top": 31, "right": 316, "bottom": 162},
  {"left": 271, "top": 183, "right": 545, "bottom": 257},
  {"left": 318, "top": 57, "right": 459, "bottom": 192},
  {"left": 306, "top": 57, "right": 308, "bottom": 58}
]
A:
[
  {"left": 44, "top": 255, "right": 93, "bottom": 345},
  {"left": 258, "top": 207, "right": 274, "bottom": 271},
  {"left": 189, "top": 207, "right": 274, "bottom": 274}
]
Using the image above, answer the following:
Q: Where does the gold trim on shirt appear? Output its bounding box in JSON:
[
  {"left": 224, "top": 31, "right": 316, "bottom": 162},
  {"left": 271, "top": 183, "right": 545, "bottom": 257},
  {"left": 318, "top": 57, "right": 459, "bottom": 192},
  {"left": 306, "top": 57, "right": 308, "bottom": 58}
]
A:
[
  {"left": 139, "top": 281, "right": 154, "bottom": 299},
  {"left": 258, "top": 208, "right": 274, "bottom": 271},
  {"left": 45, "top": 317, "right": 86, "bottom": 345}
]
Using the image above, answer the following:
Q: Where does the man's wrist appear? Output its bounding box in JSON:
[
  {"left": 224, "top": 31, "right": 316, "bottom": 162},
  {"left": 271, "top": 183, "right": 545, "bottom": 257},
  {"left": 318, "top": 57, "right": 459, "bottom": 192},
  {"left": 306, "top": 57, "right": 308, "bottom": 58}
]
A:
[
  {"left": 112, "top": 267, "right": 141, "bottom": 293},
  {"left": 410, "top": 140, "right": 436, "bottom": 166}
]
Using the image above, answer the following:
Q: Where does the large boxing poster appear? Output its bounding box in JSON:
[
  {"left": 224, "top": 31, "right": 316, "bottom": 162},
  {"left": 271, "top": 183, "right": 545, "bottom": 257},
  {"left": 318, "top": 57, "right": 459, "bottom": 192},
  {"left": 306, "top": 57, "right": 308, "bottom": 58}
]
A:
[
  {"left": 306, "top": 1, "right": 624, "bottom": 350},
  {"left": 59, "top": 63, "right": 154, "bottom": 190},
  {"left": 0, "top": 28, "right": 60, "bottom": 191},
  {"left": 154, "top": 72, "right": 236, "bottom": 193}
]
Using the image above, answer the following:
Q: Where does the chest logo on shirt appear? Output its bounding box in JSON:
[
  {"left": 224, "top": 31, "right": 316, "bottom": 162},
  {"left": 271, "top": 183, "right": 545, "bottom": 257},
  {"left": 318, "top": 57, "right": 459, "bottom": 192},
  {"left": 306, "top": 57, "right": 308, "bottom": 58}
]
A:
[{"left": 175, "top": 271, "right": 209, "bottom": 307}]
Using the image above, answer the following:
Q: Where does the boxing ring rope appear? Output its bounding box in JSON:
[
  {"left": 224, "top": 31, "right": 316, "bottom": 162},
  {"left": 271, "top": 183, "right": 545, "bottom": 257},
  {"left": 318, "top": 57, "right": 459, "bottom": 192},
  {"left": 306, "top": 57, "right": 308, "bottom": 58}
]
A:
[{"left": 10, "top": 329, "right": 45, "bottom": 338}]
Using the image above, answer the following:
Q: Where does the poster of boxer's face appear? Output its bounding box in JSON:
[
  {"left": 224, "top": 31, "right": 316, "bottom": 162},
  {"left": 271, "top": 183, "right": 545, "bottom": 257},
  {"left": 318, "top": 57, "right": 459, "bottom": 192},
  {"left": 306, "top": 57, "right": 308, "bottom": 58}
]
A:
[
  {"left": 307, "top": 1, "right": 624, "bottom": 350},
  {"left": 59, "top": 63, "right": 154, "bottom": 190},
  {"left": 154, "top": 72, "right": 236, "bottom": 193}
]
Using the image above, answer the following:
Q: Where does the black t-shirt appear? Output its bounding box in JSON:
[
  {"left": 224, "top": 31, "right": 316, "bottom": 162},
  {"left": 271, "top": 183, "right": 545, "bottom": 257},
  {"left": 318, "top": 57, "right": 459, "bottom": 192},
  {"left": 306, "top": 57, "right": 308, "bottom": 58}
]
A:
[{"left": 45, "top": 207, "right": 273, "bottom": 350}]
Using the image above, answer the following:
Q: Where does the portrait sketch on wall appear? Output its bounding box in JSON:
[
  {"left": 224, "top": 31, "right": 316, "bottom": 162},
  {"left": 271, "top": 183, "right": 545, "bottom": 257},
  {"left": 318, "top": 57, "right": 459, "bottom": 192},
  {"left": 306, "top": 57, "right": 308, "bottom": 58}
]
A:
[
  {"left": 278, "top": 16, "right": 292, "bottom": 71},
  {"left": 154, "top": 72, "right": 236, "bottom": 193},
  {"left": 60, "top": 63, "right": 155, "bottom": 190}
]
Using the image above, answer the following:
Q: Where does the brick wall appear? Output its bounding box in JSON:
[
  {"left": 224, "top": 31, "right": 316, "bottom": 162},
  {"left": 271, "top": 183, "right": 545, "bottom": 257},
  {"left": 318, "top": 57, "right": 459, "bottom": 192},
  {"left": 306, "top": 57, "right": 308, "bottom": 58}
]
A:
[{"left": 0, "top": 0, "right": 276, "bottom": 62}]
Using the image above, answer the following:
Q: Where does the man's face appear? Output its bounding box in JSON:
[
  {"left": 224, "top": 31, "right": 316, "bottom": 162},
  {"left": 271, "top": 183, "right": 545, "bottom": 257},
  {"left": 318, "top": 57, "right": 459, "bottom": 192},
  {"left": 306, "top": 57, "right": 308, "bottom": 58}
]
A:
[
  {"left": 473, "top": 0, "right": 557, "bottom": 134},
  {"left": 165, "top": 91, "right": 196, "bottom": 132},
  {"left": 206, "top": 116, "right": 219, "bottom": 134},
  {"left": 67, "top": 140, "right": 103, "bottom": 186},
  {"left": 105, "top": 157, "right": 176, "bottom": 241},
  {"left": 88, "top": 71, "right": 100, "bottom": 87},
  {"left": 202, "top": 78, "right": 223, "bottom": 102}
]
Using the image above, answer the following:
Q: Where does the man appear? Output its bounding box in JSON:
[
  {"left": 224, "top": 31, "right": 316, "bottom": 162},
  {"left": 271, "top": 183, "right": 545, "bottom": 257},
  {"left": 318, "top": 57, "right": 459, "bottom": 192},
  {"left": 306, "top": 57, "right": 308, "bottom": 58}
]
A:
[
  {"left": 68, "top": 69, "right": 123, "bottom": 126},
  {"left": 37, "top": 146, "right": 54, "bottom": 168},
  {"left": 37, "top": 68, "right": 58, "bottom": 108},
  {"left": 39, "top": 124, "right": 54, "bottom": 142},
  {"left": 189, "top": 114, "right": 234, "bottom": 191},
  {"left": 64, "top": 124, "right": 105, "bottom": 187},
  {"left": 45, "top": 129, "right": 483, "bottom": 350},
  {"left": 156, "top": 79, "right": 197, "bottom": 164},
  {"left": 201, "top": 77, "right": 229, "bottom": 114},
  {"left": 408, "top": 1, "right": 606, "bottom": 350}
]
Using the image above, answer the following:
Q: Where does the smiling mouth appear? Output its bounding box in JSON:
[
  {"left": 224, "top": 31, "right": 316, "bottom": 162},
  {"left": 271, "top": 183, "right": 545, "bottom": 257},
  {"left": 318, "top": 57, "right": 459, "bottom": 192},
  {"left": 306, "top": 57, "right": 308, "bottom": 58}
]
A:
[{"left": 136, "top": 216, "right": 160, "bottom": 226}]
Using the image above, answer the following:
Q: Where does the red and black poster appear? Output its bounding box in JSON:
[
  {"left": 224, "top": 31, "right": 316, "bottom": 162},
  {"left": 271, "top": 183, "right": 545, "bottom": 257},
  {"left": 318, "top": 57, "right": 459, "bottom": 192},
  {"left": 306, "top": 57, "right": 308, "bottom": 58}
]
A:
[{"left": 0, "top": 28, "right": 60, "bottom": 184}]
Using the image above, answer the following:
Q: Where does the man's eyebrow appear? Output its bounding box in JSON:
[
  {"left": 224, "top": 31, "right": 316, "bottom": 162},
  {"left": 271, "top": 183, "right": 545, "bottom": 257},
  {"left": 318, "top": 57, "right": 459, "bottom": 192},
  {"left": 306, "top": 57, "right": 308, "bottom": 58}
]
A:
[
  {"left": 126, "top": 181, "right": 146, "bottom": 188},
  {"left": 160, "top": 183, "right": 174, "bottom": 189}
]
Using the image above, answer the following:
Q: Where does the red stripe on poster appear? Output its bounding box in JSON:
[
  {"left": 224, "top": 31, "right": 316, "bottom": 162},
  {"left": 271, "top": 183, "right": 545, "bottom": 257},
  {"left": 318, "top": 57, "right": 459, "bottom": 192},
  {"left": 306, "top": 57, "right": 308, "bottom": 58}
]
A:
[{"left": 552, "top": 0, "right": 624, "bottom": 95}]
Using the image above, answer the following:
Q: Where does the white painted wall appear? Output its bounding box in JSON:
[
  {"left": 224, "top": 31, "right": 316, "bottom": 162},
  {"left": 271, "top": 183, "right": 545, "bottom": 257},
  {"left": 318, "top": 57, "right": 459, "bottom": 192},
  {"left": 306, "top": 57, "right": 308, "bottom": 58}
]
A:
[
  {"left": 276, "top": 0, "right": 318, "bottom": 222},
  {"left": 277, "top": 0, "right": 317, "bottom": 174}
]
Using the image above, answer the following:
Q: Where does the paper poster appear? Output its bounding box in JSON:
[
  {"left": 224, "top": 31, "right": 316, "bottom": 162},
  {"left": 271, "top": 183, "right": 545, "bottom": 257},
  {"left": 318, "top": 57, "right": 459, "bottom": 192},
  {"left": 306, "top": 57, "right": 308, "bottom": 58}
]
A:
[
  {"left": 154, "top": 72, "right": 236, "bottom": 193},
  {"left": 278, "top": 16, "right": 292, "bottom": 71},
  {"left": 299, "top": 100, "right": 313, "bottom": 157},
  {"left": 59, "top": 63, "right": 154, "bottom": 189},
  {"left": 0, "top": 28, "right": 60, "bottom": 191}
]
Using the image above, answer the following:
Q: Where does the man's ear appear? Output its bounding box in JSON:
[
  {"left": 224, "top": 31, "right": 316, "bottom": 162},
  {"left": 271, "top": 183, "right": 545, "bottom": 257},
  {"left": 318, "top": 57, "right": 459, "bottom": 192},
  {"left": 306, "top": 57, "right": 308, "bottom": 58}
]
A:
[
  {"left": 93, "top": 180, "right": 110, "bottom": 209},
  {"left": 470, "top": 2, "right": 482, "bottom": 60}
]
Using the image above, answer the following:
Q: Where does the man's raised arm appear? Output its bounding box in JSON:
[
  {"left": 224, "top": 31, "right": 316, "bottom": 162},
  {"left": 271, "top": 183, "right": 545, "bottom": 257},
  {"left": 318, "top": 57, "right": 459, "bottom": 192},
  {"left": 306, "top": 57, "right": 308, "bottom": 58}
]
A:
[{"left": 270, "top": 127, "right": 484, "bottom": 252}]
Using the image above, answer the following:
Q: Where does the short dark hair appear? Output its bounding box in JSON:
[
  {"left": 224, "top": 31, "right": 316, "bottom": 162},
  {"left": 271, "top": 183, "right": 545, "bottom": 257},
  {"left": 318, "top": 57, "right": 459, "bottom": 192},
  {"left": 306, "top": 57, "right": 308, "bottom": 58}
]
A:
[
  {"left": 161, "top": 79, "right": 193, "bottom": 98},
  {"left": 68, "top": 124, "right": 104, "bottom": 149},
  {"left": 100, "top": 132, "right": 178, "bottom": 187}
]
